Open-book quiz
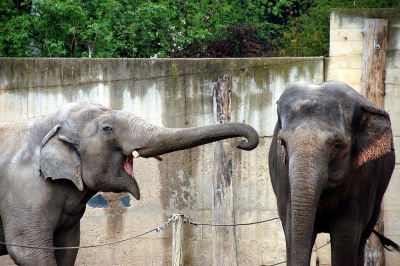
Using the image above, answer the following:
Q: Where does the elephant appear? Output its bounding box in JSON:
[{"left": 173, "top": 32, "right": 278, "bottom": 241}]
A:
[
  {"left": 0, "top": 102, "right": 259, "bottom": 265},
  {"left": 268, "top": 81, "right": 397, "bottom": 265}
]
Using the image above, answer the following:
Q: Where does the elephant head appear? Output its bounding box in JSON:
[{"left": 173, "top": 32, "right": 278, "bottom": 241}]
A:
[
  {"left": 40, "top": 102, "right": 259, "bottom": 200},
  {"left": 269, "top": 81, "right": 394, "bottom": 265}
]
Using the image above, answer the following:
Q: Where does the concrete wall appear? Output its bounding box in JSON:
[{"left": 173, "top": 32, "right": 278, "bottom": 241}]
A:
[
  {"left": 0, "top": 57, "right": 323, "bottom": 265},
  {"left": 0, "top": 8, "right": 398, "bottom": 266}
]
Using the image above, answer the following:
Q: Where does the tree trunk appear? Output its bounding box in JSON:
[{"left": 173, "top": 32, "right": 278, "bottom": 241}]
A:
[
  {"left": 361, "top": 18, "right": 388, "bottom": 266},
  {"left": 212, "top": 74, "right": 238, "bottom": 266}
]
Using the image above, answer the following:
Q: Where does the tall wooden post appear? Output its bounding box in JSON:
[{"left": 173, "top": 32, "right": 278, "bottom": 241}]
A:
[
  {"left": 212, "top": 74, "right": 238, "bottom": 266},
  {"left": 361, "top": 19, "right": 388, "bottom": 266}
]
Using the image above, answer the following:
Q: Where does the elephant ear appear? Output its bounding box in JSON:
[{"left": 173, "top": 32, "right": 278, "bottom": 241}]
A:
[
  {"left": 353, "top": 105, "right": 394, "bottom": 169},
  {"left": 40, "top": 125, "right": 84, "bottom": 191}
]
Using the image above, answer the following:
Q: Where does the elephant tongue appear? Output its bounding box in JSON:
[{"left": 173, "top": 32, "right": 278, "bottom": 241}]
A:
[{"left": 124, "top": 156, "right": 134, "bottom": 177}]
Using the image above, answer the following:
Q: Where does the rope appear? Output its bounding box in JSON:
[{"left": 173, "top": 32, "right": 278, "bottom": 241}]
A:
[
  {"left": 184, "top": 216, "right": 331, "bottom": 266},
  {"left": 184, "top": 217, "right": 279, "bottom": 227},
  {"left": 0, "top": 214, "right": 331, "bottom": 266},
  {"left": 0, "top": 216, "right": 176, "bottom": 251},
  {"left": 268, "top": 261, "right": 286, "bottom": 266},
  {"left": 313, "top": 239, "right": 331, "bottom": 251}
]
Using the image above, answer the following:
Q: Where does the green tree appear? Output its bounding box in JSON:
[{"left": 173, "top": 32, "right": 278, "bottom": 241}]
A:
[
  {"left": 0, "top": 0, "right": 36, "bottom": 57},
  {"left": 0, "top": 0, "right": 397, "bottom": 58},
  {"left": 276, "top": 0, "right": 399, "bottom": 57},
  {"left": 0, "top": 0, "right": 278, "bottom": 58}
]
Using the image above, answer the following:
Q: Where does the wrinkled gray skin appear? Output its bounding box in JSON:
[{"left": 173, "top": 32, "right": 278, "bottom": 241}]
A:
[
  {"left": 0, "top": 102, "right": 259, "bottom": 266},
  {"left": 268, "top": 81, "right": 395, "bottom": 266}
]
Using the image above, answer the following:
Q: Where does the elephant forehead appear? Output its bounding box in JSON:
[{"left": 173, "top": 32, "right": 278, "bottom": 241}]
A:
[
  {"left": 281, "top": 81, "right": 355, "bottom": 102},
  {"left": 279, "top": 103, "right": 351, "bottom": 138},
  {"left": 58, "top": 102, "right": 109, "bottom": 116},
  {"left": 291, "top": 98, "right": 319, "bottom": 111},
  {"left": 280, "top": 98, "right": 346, "bottom": 120}
]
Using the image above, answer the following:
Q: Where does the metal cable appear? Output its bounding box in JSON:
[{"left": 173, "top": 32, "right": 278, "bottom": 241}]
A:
[
  {"left": 0, "top": 216, "right": 176, "bottom": 250},
  {"left": 184, "top": 217, "right": 279, "bottom": 227},
  {"left": 0, "top": 214, "right": 331, "bottom": 266},
  {"left": 267, "top": 239, "right": 331, "bottom": 266}
]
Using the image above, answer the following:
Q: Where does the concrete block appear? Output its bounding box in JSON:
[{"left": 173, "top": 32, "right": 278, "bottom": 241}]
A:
[
  {"left": 385, "top": 84, "right": 400, "bottom": 114},
  {"left": 329, "top": 41, "right": 363, "bottom": 56},
  {"left": 385, "top": 68, "right": 400, "bottom": 88},
  {"left": 330, "top": 10, "right": 364, "bottom": 30},
  {"left": 394, "top": 138, "right": 400, "bottom": 164},
  {"left": 383, "top": 165, "right": 400, "bottom": 211},
  {"left": 383, "top": 209, "right": 400, "bottom": 236},
  {"left": 329, "top": 28, "right": 364, "bottom": 43},
  {"left": 325, "top": 55, "right": 362, "bottom": 70},
  {"left": 388, "top": 27, "right": 400, "bottom": 50},
  {"left": 325, "top": 68, "right": 362, "bottom": 85},
  {"left": 389, "top": 114, "right": 400, "bottom": 138},
  {"left": 386, "top": 50, "right": 400, "bottom": 69}
]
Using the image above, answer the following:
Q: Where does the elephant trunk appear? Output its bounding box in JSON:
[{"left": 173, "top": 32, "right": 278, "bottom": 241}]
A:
[
  {"left": 288, "top": 150, "right": 328, "bottom": 265},
  {"left": 130, "top": 118, "right": 259, "bottom": 158}
]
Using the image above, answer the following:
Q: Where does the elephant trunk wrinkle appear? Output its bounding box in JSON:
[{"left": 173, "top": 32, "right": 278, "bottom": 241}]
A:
[
  {"left": 288, "top": 166, "right": 326, "bottom": 266},
  {"left": 290, "top": 196, "right": 319, "bottom": 265}
]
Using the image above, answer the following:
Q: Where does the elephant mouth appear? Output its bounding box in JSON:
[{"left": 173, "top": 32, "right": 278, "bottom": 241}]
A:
[
  {"left": 124, "top": 155, "right": 134, "bottom": 177},
  {"left": 122, "top": 151, "right": 161, "bottom": 201},
  {"left": 123, "top": 155, "right": 140, "bottom": 200}
]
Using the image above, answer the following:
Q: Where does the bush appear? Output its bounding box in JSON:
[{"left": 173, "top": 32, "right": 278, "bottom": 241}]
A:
[{"left": 0, "top": 0, "right": 397, "bottom": 58}]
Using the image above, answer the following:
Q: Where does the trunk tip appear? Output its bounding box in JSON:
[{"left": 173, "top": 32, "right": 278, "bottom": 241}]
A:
[{"left": 236, "top": 138, "right": 259, "bottom": 151}]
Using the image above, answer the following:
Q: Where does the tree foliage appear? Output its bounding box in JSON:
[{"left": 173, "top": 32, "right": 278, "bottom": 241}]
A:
[
  {"left": 0, "top": 0, "right": 397, "bottom": 58},
  {"left": 275, "top": 0, "right": 399, "bottom": 57},
  {"left": 0, "top": 0, "right": 276, "bottom": 57}
]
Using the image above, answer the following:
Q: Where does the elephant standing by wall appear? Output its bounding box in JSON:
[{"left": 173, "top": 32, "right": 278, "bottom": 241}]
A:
[
  {"left": 268, "top": 81, "right": 396, "bottom": 265},
  {"left": 0, "top": 102, "right": 259, "bottom": 265}
]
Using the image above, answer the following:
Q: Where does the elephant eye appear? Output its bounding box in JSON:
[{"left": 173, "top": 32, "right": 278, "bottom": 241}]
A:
[
  {"left": 332, "top": 141, "right": 343, "bottom": 154},
  {"left": 280, "top": 139, "right": 286, "bottom": 147},
  {"left": 278, "top": 136, "right": 287, "bottom": 165},
  {"left": 103, "top": 126, "right": 113, "bottom": 132},
  {"left": 278, "top": 133, "right": 286, "bottom": 147}
]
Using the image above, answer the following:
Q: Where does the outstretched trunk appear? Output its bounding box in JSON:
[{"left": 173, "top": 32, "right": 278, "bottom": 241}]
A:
[{"left": 127, "top": 116, "right": 259, "bottom": 158}]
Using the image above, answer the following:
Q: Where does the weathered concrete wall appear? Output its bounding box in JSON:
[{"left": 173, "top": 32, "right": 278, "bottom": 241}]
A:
[{"left": 0, "top": 57, "right": 323, "bottom": 265}]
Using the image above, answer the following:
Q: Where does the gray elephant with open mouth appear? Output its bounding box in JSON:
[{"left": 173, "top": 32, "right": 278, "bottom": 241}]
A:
[
  {"left": 0, "top": 102, "right": 259, "bottom": 265},
  {"left": 269, "top": 81, "right": 397, "bottom": 265}
]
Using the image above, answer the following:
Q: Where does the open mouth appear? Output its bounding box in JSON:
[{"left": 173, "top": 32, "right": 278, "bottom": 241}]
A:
[
  {"left": 123, "top": 154, "right": 140, "bottom": 200},
  {"left": 124, "top": 155, "right": 134, "bottom": 177},
  {"left": 123, "top": 151, "right": 161, "bottom": 201}
]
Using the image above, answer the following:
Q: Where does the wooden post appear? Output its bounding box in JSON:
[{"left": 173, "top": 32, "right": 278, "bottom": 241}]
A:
[
  {"left": 212, "top": 74, "right": 238, "bottom": 266},
  {"left": 361, "top": 19, "right": 388, "bottom": 266},
  {"left": 361, "top": 19, "right": 388, "bottom": 109},
  {"left": 172, "top": 214, "right": 184, "bottom": 266}
]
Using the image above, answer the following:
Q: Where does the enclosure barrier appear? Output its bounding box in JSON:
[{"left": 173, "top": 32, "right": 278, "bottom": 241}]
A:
[{"left": 0, "top": 214, "right": 332, "bottom": 265}]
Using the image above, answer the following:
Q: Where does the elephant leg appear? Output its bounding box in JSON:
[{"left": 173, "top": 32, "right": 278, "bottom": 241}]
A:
[
  {"left": 5, "top": 229, "right": 57, "bottom": 266},
  {"left": 54, "top": 222, "right": 80, "bottom": 266},
  {"left": 330, "top": 218, "right": 363, "bottom": 266},
  {"left": 2, "top": 208, "right": 58, "bottom": 265},
  {"left": 356, "top": 242, "right": 366, "bottom": 266},
  {"left": 356, "top": 207, "right": 382, "bottom": 265}
]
